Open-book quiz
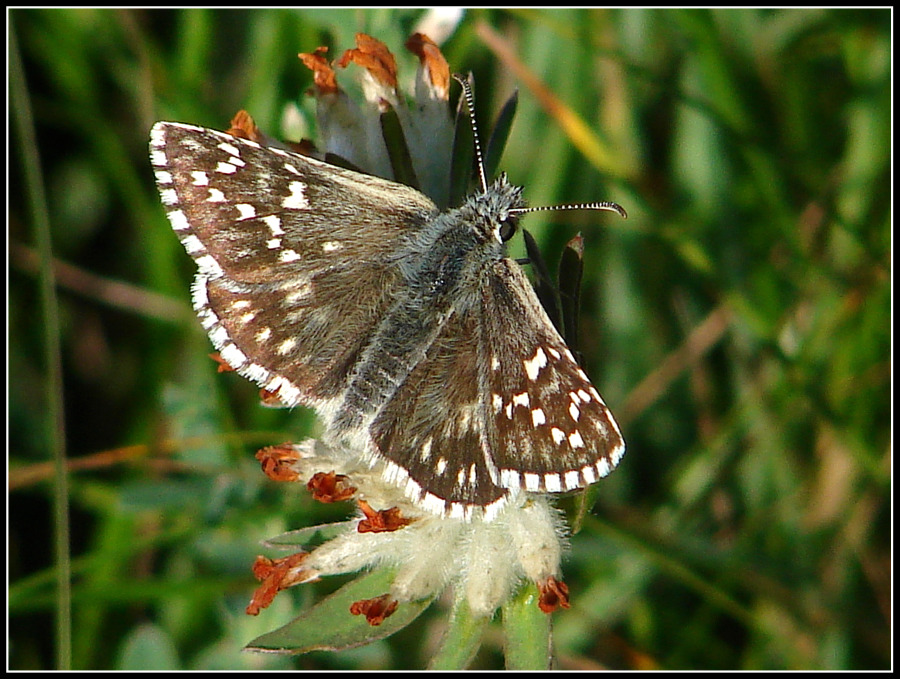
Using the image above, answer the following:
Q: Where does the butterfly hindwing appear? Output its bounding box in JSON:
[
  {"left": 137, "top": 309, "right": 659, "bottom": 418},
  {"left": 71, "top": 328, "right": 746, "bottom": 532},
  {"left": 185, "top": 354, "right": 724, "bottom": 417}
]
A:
[{"left": 367, "top": 308, "right": 509, "bottom": 519}]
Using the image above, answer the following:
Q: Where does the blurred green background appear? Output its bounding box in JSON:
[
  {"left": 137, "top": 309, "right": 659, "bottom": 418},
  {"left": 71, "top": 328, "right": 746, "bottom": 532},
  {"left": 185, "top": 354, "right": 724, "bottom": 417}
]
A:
[{"left": 9, "top": 8, "right": 890, "bottom": 670}]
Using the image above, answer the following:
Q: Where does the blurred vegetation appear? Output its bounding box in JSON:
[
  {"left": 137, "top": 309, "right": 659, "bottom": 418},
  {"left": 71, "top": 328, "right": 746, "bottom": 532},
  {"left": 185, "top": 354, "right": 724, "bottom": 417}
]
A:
[{"left": 9, "top": 8, "right": 890, "bottom": 670}]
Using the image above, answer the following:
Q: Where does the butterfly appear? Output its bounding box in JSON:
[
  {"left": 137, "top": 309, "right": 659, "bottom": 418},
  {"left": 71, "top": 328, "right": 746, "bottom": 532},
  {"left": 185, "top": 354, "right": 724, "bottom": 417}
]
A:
[{"left": 150, "top": 77, "right": 625, "bottom": 520}]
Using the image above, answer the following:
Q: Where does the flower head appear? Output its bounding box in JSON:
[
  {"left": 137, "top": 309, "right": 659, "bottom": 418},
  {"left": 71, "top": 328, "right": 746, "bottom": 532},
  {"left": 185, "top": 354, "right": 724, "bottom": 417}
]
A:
[
  {"left": 248, "top": 439, "right": 571, "bottom": 622},
  {"left": 298, "top": 32, "right": 454, "bottom": 208}
]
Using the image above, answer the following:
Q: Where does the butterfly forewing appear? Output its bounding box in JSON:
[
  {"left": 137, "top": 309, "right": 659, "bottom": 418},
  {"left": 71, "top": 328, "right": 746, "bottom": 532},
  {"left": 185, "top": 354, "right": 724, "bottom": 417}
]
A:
[
  {"left": 481, "top": 259, "right": 626, "bottom": 495},
  {"left": 151, "top": 122, "right": 438, "bottom": 406}
]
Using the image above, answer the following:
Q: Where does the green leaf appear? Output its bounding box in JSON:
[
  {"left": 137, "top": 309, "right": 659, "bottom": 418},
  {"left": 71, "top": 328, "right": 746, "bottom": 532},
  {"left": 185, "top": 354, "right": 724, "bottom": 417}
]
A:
[
  {"left": 245, "top": 567, "right": 435, "bottom": 654},
  {"left": 522, "top": 228, "right": 562, "bottom": 334},
  {"left": 484, "top": 88, "right": 519, "bottom": 180},
  {"left": 557, "top": 232, "right": 585, "bottom": 357},
  {"left": 261, "top": 521, "right": 356, "bottom": 549},
  {"left": 380, "top": 104, "right": 420, "bottom": 190}
]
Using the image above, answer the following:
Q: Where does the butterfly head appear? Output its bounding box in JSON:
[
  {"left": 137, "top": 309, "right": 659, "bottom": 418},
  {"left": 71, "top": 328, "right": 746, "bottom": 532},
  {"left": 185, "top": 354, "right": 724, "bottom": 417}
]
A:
[{"left": 469, "top": 172, "right": 527, "bottom": 245}]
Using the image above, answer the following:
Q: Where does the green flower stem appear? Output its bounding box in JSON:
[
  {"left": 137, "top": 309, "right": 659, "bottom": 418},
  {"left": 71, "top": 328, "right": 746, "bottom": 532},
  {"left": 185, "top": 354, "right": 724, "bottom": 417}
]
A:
[
  {"left": 501, "top": 583, "right": 552, "bottom": 670},
  {"left": 428, "top": 596, "right": 489, "bottom": 670}
]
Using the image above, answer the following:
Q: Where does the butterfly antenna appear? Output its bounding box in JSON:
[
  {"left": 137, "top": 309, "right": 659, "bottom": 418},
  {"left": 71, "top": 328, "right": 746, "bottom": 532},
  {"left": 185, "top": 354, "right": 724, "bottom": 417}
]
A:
[
  {"left": 510, "top": 201, "right": 628, "bottom": 219},
  {"left": 453, "top": 73, "right": 489, "bottom": 194},
  {"left": 452, "top": 74, "right": 626, "bottom": 221}
]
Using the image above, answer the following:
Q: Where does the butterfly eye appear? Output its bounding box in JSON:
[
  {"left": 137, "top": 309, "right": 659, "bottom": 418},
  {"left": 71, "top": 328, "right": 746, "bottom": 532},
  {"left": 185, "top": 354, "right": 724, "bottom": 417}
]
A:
[{"left": 497, "top": 217, "right": 518, "bottom": 242}]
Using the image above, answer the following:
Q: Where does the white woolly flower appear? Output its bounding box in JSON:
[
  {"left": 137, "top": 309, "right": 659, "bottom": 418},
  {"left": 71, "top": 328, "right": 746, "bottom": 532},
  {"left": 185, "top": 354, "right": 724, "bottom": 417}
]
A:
[{"left": 246, "top": 439, "right": 572, "bottom": 622}]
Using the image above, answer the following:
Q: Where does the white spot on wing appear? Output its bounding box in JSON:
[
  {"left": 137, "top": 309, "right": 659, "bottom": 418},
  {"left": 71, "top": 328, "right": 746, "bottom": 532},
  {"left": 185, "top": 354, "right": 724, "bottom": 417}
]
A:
[
  {"left": 512, "top": 392, "right": 530, "bottom": 408},
  {"left": 263, "top": 215, "right": 283, "bottom": 235},
  {"left": 278, "top": 249, "right": 301, "bottom": 263},
  {"left": 235, "top": 203, "right": 256, "bottom": 220},
  {"left": 194, "top": 254, "right": 223, "bottom": 278},
  {"left": 568, "top": 430, "right": 585, "bottom": 449},
  {"left": 219, "top": 343, "right": 247, "bottom": 367},
  {"left": 523, "top": 346, "right": 548, "bottom": 381},
  {"left": 420, "top": 438, "right": 433, "bottom": 461},
  {"left": 282, "top": 181, "right": 309, "bottom": 209},
  {"left": 277, "top": 337, "right": 297, "bottom": 355},
  {"left": 168, "top": 209, "right": 190, "bottom": 231},
  {"left": 275, "top": 382, "right": 301, "bottom": 406},
  {"left": 596, "top": 458, "right": 611, "bottom": 478},
  {"left": 181, "top": 234, "right": 204, "bottom": 255},
  {"left": 467, "top": 463, "right": 477, "bottom": 487},
  {"left": 149, "top": 124, "right": 166, "bottom": 149},
  {"left": 500, "top": 468, "right": 519, "bottom": 488},
  {"left": 217, "top": 141, "right": 240, "bottom": 157},
  {"left": 209, "top": 325, "right": 229, "bottom": 346},
  {"left": 610, "top": 439, "right": 626, "bottom": 467},
  {"left": 543, "top": 473, "right": 562, "bottom": 493},
  {"left": 551, "top": 427, "right": 566, "bottom": 445}
]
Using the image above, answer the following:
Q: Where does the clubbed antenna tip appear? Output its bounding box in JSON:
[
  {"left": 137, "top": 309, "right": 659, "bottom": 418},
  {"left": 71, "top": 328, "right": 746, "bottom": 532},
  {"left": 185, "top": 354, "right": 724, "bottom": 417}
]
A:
[{"left": 510, "top": 201, "right": 628, "bottom": 220}]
